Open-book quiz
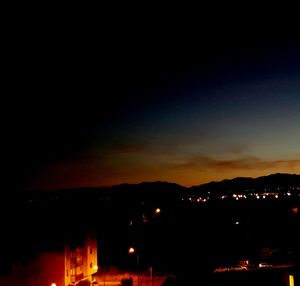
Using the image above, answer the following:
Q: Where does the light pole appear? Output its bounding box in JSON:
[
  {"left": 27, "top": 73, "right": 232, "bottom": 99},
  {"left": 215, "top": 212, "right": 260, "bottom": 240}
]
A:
[
  {"left": 129, "top": 247, "right": 140, "bottom": 286},
  {"left": 149, "top": 266, "right": 153, "bottom": 286}
]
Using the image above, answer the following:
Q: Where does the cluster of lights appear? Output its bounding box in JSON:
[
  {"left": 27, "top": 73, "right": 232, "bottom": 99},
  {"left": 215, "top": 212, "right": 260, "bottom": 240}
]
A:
[
  {"left": 196, "top": 198, "right": 208, "bottom": 202},
  {"left": 233, "top": 194, "right": 247, "bottom": 200},
  {"left": 185, "top": 189, "right": 299, "bottom": 203}
]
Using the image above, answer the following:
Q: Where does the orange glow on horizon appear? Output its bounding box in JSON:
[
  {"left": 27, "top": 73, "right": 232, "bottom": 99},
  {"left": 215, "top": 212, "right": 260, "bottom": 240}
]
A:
[{"left": 27, "top": 152, "right": 300, "bottom": 191}]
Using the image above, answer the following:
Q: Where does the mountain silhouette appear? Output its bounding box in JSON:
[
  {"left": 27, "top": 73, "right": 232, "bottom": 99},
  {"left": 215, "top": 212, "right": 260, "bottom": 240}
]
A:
[
  {"left": 20, "top": 173, "right": 300, "bottom": 203},
  {"left": 188, "top": 173, "right": 300, "bottom": 196}
]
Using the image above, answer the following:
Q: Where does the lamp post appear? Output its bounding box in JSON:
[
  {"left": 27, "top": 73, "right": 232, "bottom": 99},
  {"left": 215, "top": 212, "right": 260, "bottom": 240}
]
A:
[
  {"left": 149, "top": 266, "right": 153, "bottom": 286},
  {"left": 129, "top": 247, "right": 140, "bottom": 286}
]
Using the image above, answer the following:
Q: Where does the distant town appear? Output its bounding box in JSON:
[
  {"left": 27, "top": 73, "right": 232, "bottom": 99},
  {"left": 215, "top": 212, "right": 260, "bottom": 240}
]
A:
[
  {"left": 0, "top": 173, "right": 299, "bottom": 286},
  {"left": 184, "top": 186, "right": 300, "bottom": 203}
]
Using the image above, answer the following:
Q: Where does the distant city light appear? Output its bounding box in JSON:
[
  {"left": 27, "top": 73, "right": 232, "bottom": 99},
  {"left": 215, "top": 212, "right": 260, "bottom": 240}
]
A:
[
  {"left": 235, "top": 221, "right": 239, "bottom": 225},
  {"left": 155, "top": 208, "right": 161, "bottom": 214},
  {"left": 184, "top": 187, "right": 300, "bottom": 202}
]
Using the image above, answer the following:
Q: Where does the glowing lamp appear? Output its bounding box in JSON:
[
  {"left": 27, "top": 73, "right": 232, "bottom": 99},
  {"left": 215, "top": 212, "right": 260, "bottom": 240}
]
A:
[{"left": 128, "top": 247, "right": 135, "bottom": 254}]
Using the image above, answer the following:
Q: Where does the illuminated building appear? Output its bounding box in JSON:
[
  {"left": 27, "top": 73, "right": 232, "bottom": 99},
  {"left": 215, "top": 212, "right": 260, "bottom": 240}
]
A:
[
  {"left": 10, "top": 231, "right": 98, "bottom": 286},
  {"left": 65, "top": 232, "right": 98, "bottom": 286}
]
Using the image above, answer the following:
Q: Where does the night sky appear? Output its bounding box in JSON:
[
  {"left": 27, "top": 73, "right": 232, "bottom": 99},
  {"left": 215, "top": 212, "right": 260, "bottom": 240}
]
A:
[{"left": 3, "top": 13, "right": 300, "bottom": 191}]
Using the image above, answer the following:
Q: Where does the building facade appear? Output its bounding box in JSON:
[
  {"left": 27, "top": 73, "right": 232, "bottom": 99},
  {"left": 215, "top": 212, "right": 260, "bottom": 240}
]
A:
[
  {"left": 65, "top": 232, "right": 98, "bottom": 286},
  {"left": 9, "top": 232, "right": 98, "bottom": 286}
]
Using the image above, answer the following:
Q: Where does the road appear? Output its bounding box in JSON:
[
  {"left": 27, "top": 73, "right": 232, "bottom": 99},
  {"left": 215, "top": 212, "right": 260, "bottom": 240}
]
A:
[{"left": 94, "top": 272, "right": 166, "bottom": 286}]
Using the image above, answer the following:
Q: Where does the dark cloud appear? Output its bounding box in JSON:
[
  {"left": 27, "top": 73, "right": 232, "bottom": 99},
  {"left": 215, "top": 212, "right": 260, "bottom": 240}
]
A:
[
  {"left": 170, "top": 156, "right": 300, "bottom": 172},
  {"left": 108, "top": 143, "right": 148, "bottom": 154}
]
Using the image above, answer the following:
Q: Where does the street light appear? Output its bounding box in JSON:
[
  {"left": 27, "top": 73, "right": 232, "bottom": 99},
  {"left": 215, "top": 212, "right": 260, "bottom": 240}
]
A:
[
  {"left": 128, "top": 247, "right": 140, "bottom": 286},
  {"left": 128, "top": 247, "right": 135, "bottom": 254}
]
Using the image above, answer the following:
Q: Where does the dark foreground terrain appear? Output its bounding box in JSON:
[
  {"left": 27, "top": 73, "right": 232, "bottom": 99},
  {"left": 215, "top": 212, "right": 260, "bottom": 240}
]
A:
[{"left": 1, "top": 176, "right": 299, "bottom": 285}]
